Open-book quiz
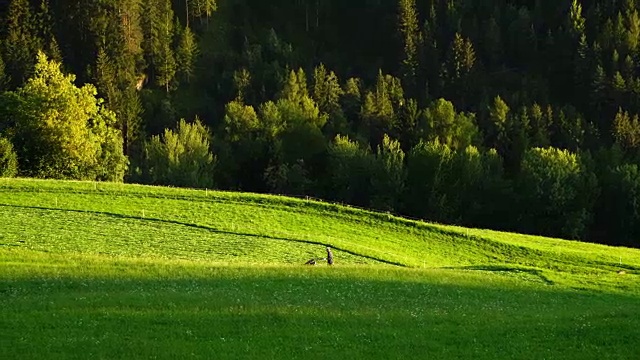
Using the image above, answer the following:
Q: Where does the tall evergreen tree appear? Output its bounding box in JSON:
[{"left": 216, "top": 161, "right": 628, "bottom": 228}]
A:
[
  {"left": 568, "top": 0, "right": 586, "bottom": 40},
  {"left": 441, "top": 33, "right": 476, "bottom": 107},
  {"left": 157, "top": 2, "right": 177, "bottom": 93},
  {"left": 360, "top": 71, "right": 400, "bottom": 146},
  {"left": 0, "top": 48, "right": 8, "bottom": 92},
  {"left": 189, "top": 0, "right": 217, "bottom": 26},
  {"left": 313, "top": 63, "right": 345, "bottom": 136},
  {"left": 142, "top": 0, "right": 176, "bottom": 92},
  {"left": 2, "top": 0, "right": 40, "bottom": 88},
  {"left": 91, "top": 0, "right": 144, "bottom": 158},
  {"left": 34, "top": 0, "right": 62, "bottom": 63},
  {"left": 312, "top": 64, "right": 343, "bottom": 116},
  {"left": 488, "top": 95, "right": 510, "bottom": 149},
  {"left": 397, "top": 0, "right": 420, "bottom": 96},
  {"left": 175, "top": 23, "right": 198, "bottom": 85}
]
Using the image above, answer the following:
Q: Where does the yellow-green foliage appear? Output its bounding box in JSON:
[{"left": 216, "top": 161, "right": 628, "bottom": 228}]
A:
[
  {"left": 146, "top": 117, "right": 215, "bottom": 188},
  {"left": 0, "top": 137, "right": 18, "bottom": 177},
  {"left": 8, "top": 52, "right": 127, "bottom": 181}
]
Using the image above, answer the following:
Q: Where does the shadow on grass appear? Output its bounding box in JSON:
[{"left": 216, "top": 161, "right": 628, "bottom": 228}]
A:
[
  {"left": 1, "top": 268, "right": 639, "bottom": 360},
  {"left": 443, "top": 265, "right": 556, "bottom": 285},
  {"left": 0, "top": 204, "right": 406, "bottom": 268}
]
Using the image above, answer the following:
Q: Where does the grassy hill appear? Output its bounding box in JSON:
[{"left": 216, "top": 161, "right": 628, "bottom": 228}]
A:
[{"left": 1, "top": 178, "right": 640, "bottom": 359}]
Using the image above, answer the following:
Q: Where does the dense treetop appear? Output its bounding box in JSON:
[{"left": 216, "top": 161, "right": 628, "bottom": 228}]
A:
[{"left": 1, "top": 0, "right": 640, "bottom": 248}]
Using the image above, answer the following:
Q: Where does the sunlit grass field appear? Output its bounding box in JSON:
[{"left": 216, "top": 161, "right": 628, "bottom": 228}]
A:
[{"left": 1, "top": 178, "right": 640, "bottom": 359}]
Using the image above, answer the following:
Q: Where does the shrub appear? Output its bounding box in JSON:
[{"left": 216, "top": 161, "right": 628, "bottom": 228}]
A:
[
  {"left": 0, "top": 136, "right": 18, "bottom": 177},
  {"left": 146, "top": 117, "right": 215, "bottom": 188}
]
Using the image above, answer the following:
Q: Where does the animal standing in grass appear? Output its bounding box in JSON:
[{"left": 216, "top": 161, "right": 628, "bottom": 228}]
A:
[{"left": 326, "top": 247, "right": 334, "bottom": 265}]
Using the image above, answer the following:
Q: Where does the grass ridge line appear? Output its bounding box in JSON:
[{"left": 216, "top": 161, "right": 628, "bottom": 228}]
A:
[{"left": 0, "top": 203, "right": 407, "bottom": 268}]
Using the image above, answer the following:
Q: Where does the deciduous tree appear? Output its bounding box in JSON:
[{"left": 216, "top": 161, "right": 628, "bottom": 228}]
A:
[
  {"left": 146, "top": 117, "right": 214, "bottom": 188},
  {"left": 7, "top": 52, "right": 127, "bottom": 181}
]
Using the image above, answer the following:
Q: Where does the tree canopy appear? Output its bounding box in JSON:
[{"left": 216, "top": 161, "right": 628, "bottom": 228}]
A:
[{"left": 3, "top": 52, "right": 126, "bottom": 181}]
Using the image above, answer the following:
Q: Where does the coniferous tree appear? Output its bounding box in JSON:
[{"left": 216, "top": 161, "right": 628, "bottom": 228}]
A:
[
  {"left": 360, "top": 71, "right": 402, "bottom": 146},
  {"left": 95, "top": 48, "right": 118, "bottom": 114},
  {"left": 488, "top": 95, "right": 510, "bottom": 149},
  {"left": 342, "top": 77, "right": 362, "bottom": 124},
  {"left": 190, "top": 0, "right": 217, "bottom": 26},
  {"left": 90, "top": 0, "right": 144, "bottom": 158},
  {"left": 613, "top": 108, "right": 640, "bottom": 152},
  {"left": 0, "top": 49, "right": 8, "bottom": 92},
  {"left": 313, "top": 63, "right": 346, "bottom": 136},
  {"left": 34, "top": 0, "right": 62, "bottom": 63},
  {"left": 312, "top": 64, "right": 343, "bottom": 116},
  {"left": 483, "top": 17, "right": 503, "bottom": 68},
  {"left": 441, "top": 33, "right": 476, "bottom": 107},
  {"left": 143, "top": 0, "right": 176, "bottom": 92},
  {"left": 175, "top": 23, "right": 198, "bottom": 85},
  {"left": 233, "top": 68, "right": 251, "bottom": 103},
  {"left": 3, "top": 0, "right": 40, "bottom": 88},
  {"left": 157, "top": 3, "right": 177, "bottom": 93},
  {"left": 529, "top": 103, "right": 550, "bottom": 147},
  {"left": 397, "top": 0, "right": 421, "bottom": 96},
  {"left": 568, "top": 0, "right": 586, "bottom": 40}
]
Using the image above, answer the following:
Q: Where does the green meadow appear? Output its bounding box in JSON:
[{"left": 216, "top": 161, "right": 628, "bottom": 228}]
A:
[{"left": 1, "top": 178, "right": 639, "bottom": 359}]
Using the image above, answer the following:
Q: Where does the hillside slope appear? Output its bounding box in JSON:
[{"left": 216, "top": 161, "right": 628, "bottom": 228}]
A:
[{"left": 1, "top": 178, "right": 639, "bottom": 293}]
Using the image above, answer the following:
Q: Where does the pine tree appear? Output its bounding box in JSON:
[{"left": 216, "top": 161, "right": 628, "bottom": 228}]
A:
[
  {"left": 574, "top": 34, "right": 591, "bottom": 109},
  {"left": 613, "top": 108, "right": 640, "bottom": 150},
  {"left": 34, "top": 0, "right": 62, "bottom": 63},
  {"left": 118, "top": 0, "right": 145, "bottom": 63},
  {"left": 625, "top": 9, "right": 640, "bottom": 53},
  {"left": 488, "top": 95, "right": 510, "bottom": 149},
  {"left": 233, "top": 68, "right": 251, "bottom": 102},
  {"left": 484, "top": 17, "right": 503, "bottom": 68},
  {"left": 398, "top": 0, "right": 421, "bottom": 95},
  {"left": 90, "top": 0, "right": 144, "bottom": 157},
  {"left": 360, "top": 71, "right": 402, "bottom": 146},
  {"left": 3, "top": 0, "right": 40, "bottom": 88},
  {"left": 142, "top": 0, "right": 176, "bottom": 92},
  {"left": 175, "top": 23, "right": 198, "bottom": 85},
  {"left": 157, "top": 2, "right": 176, "bottom": 93},
  {"left": 0, "top": 49, "right": 8, "bottom": 92},
  {"left": 441, "top": 33, "right": 476, "bottom": 107},
  {"left": 281, "top": 69, "right": 309, "bottom": 102},
  {"left": 190, "top": 0, "right": 217, "bottom": 26},
  {"left": 568, "top": 0, "right": 586, "bottom": 40},
  {"left": 529, "top": 103, "right": 550, "bottom": 147},
  {"left": 96, "top": 48, "right": 117, "bottom": 105},
  {"left": 312, "top": 63, "right": 343, "bottom": 116}
]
